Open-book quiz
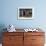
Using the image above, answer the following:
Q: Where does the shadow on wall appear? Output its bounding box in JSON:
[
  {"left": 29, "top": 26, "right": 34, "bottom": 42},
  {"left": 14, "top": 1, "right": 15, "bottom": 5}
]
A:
[{"left": 0, "top": 24, "right": 7, "bottom": 43}]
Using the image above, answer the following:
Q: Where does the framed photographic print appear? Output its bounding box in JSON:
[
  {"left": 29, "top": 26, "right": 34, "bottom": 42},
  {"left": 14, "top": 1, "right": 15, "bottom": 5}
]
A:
[{"left": 18, "top": 7, "right": 34, "bottom": 19}]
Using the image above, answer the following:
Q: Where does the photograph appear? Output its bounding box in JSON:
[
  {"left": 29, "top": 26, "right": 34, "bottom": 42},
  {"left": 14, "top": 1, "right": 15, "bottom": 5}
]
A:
[{"left": 18, "top": 7, "right": 34, "bottom": 19}]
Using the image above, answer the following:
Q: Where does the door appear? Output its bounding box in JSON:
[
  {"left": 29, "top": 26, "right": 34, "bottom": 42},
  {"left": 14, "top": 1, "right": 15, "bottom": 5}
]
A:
[{"left": 2, "top": 32, "right": 24, "bottom": 46}]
